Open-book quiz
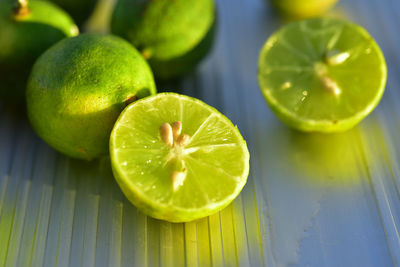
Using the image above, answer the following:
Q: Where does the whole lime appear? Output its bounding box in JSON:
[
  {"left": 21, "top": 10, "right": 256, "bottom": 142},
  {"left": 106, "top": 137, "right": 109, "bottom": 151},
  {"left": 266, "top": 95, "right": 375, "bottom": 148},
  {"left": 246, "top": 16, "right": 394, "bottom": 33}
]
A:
[
  {"left": 0, "top": 0, "right": 78, "bottom": 102},
  {"left": 50, "top": 0, "right": 98, "bottom": 26},
  {"left": 27, "top": 34, "right": 156, "bottom": 160},
  {"left": 111, "top": 0, "right": 216, "bottom": 80},
  {"left": 271, "top": 0, "right": 338, "bottom": 19}
]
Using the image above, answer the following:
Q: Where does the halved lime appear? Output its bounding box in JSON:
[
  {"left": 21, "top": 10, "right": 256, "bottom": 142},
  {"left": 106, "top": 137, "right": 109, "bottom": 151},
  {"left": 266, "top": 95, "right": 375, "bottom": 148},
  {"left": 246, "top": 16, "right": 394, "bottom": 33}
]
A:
[
  {"left": 110, "top": 93, "right": 249, "bottom": 222},
  {"left": 258, "top": 18, "right": 387, "bottom": 132}
]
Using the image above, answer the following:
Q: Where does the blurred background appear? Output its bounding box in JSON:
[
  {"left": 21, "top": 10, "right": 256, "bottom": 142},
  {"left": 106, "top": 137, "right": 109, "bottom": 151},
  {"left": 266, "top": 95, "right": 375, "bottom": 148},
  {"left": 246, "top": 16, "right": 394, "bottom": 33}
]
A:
[{"left": 0, "top": 0, "right": 400, "bottom": 266}]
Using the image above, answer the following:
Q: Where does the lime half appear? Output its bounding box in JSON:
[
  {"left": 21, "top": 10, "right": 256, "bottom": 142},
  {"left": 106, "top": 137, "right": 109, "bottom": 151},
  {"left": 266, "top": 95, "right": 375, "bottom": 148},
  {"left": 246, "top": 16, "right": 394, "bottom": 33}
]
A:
[
  {"left": 110, "top": 93, "right": 250, "bottom": 222},
  {"left": 258, "top": 18, "right": 387, "bottom": 132}
]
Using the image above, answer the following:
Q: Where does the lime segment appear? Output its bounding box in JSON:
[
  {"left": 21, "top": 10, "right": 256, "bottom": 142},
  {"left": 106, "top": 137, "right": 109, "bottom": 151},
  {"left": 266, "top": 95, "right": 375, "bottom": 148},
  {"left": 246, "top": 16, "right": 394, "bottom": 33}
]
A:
[
  {"left": 110, "top": 93, "right": 250, "bottom": 222},
  {"left": 258, "top": 18, "right": 387, "bottom": 132}
]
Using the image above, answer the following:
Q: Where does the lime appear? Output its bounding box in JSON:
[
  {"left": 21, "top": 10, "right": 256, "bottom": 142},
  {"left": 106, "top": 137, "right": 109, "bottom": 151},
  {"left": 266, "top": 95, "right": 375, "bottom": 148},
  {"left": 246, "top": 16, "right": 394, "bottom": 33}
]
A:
[
  {"left": 110, "top": 93, "right": 249, "bottom": 222},
  {"left": 111, "top": 0, "right": 216, "bottom": 80},
  {"left": 50, "top": 0, "right": 97, "bottom": 26},
  {"left": 258, "top": 18, "right": 387, "bottom": 132},
  {"left": 0, "top": 0, "right": 78, "bottom": 102},
  {"left": 27, "top": 34, "right": 156, "bottom": 160},
  {"left": 271, "top": 0, "right": 338, "bottom": 19}
]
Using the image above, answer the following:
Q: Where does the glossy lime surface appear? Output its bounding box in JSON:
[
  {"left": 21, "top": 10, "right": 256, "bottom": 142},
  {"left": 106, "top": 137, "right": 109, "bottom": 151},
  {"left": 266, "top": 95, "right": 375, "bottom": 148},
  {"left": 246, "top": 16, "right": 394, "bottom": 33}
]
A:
[
  {"left": 0, "top": 0, "right": 78, "bottom": 101},
  {"left": 111, "top": 0, "right": 216, "bottom": 80},
  {"left": 27, "top": 34, "right": 156, "bottom": 160}
]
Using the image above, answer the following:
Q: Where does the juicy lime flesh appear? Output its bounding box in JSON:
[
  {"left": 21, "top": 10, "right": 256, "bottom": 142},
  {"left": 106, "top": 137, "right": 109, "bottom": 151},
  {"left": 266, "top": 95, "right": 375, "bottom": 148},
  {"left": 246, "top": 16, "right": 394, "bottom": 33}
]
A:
[
  {"left": 110, "top": 93, "right": 249, "bottom": 222},
  {"left": 258, "top": 18, "right": 387, "bottom": 132}
]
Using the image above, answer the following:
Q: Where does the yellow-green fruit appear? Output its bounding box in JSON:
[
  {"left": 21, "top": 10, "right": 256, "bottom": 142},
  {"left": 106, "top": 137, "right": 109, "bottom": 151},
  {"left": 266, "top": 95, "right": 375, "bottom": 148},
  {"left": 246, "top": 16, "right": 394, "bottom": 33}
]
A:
[
  {"left": 258, "top": 18, "right": 386, "bottom": 132},
  {"left": 271, "top": 0, "right": 338, "bottom": 19},
  {"left": 0, "top": 0, "right": 78, "bottom": 102},
  {"left": 110, "top": 93, "right": 250, "bottom": 222},
  {"left": 27, "top": 34, "right": 156, "bottom": 160},
  {"left": 111, "top": 0, "right": 216, "bottom": 80}
]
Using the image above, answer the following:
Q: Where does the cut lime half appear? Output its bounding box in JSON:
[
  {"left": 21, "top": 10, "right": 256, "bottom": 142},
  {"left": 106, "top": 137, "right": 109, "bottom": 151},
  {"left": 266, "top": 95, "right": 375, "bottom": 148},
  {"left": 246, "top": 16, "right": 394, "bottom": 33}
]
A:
[
  {"left": 258, "top": 18, "right": 387, "bottom": 132},
  {"left": 110, "top": 93, "right": 250, "bottom": 222}
]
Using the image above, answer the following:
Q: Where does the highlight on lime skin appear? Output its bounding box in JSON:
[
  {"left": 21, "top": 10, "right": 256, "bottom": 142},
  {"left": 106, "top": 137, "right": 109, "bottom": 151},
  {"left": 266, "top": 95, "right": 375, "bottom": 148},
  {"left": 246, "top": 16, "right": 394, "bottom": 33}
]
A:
[
  {"left": 0, "top": 0, "right": 78, "bottom": 101},
  {"left": 258, "top": 18, "right": 387, "bottom": 133},
  {"left": 111, "top": 0, "right": 216, "bottom": 80},
  {"left": 26, "top": 34, "right": 156, "bottom": 160}
]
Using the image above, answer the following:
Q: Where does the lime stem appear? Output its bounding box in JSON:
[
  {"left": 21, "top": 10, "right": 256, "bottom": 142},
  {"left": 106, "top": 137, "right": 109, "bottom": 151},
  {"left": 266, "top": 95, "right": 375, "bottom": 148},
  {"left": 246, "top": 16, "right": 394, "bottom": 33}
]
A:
[
  {"left": 124, "top": 95, "right": 138, "bottom": 106},
  {"left": 141, "top": 49, "right": 152, "bottom": 60},
  {"left": 14, "top": 0, "right": 30, "bottom": 16},
  {"left": 18, "top": 0, "right": 28, "bottom": 8}
]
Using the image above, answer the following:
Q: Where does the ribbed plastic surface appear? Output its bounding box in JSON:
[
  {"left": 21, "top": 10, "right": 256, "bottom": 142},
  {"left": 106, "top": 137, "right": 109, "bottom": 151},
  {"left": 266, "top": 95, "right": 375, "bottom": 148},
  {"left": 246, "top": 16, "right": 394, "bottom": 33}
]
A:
[{"left": 0, "top": 0, "right": 399, "bottom": 266}]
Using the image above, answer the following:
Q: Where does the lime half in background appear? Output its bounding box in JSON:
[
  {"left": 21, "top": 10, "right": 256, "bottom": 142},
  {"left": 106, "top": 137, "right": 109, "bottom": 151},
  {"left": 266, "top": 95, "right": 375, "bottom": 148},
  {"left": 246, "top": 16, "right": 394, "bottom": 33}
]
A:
[
  {"left": 271, "top": 0, "right": 339, "bottom": 19},
  {"left": 258, "top": 18, "right": 387, "bottom": 133},
  {"left": 110, "top": 93, "right": 249, "bottom": 222}
]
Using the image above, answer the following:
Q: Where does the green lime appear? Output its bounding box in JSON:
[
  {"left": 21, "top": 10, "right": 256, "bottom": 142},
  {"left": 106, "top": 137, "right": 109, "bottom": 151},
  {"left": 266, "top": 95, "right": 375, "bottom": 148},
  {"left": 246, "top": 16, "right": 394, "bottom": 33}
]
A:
[
  {"left": 110, "top": 93, "right": 249, "bottom": 222},
  {"left": 50, "top": 0, "right": 97, "bottom": 26},
  {"left": 258, "top": 18, "right": 387, "bottom": 132},
  {"left": 111, "top": 0, "right": 216, "bottom": 80},
  {"left": 271, "top": 0, "right": 338, "bottom": 19},
  {"left": 27, "top": 34, "right": 156, "bottom": 160},
  {"left": 0, "top": 0, "right": 78, "bottom": 101}
]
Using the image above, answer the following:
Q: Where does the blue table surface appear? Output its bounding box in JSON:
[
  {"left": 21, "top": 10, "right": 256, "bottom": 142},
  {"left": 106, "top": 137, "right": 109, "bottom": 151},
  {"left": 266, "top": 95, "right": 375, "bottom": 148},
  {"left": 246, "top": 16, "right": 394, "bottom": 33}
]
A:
[{"left": 1, "top": 0, "right": 400, "bottom": 266}]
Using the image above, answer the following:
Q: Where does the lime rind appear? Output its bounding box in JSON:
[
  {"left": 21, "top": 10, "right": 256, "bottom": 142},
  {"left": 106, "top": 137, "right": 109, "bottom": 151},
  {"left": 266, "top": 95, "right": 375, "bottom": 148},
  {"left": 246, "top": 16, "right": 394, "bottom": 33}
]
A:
[
  {"left": 258, "top": 18, "right": 387, "bottom": 132},
  {"left": 110, "top": 93, "right": 249, "bottom": 222},
  {"left": 15, "top": 1, "right": 79, "bottom": 37},
  {"left": 27, "top": 34, "right": 156, "bottom": 160},
  {"left": 111, "top": 0, "right": 216, "bottom": 80}
]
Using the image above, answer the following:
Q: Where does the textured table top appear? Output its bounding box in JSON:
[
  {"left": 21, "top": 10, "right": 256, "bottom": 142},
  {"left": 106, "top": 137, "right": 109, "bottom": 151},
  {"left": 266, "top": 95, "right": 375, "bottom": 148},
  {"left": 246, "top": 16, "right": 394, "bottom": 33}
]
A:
[{"left": 1, "top": 0, "right": 400, "bottom": 266}]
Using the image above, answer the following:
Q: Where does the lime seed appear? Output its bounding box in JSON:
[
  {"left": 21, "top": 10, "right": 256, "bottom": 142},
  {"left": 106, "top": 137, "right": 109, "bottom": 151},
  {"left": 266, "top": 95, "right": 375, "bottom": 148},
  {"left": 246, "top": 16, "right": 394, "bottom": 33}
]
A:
[
  {"left": 322, "top": 76, "right": 341, "bottom": 96},
  {"left": 160, "top": 122, "right": 174, "bottom": 147},
  {"left": 171, "top": 121, "right": 182, "bottom": 141},
  {"left": 326, "top": 51, "right": 350, "bottom": 65}
]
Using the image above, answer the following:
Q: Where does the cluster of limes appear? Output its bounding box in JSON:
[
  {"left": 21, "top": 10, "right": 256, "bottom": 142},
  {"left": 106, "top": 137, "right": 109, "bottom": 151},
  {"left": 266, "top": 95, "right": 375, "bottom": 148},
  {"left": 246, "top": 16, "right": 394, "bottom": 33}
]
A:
[
  {"left": 0, "top": 0, "right": 249, "bottom": 222},
  {"left": 0, "top": 0, "right": 387, "bottom": 222}
]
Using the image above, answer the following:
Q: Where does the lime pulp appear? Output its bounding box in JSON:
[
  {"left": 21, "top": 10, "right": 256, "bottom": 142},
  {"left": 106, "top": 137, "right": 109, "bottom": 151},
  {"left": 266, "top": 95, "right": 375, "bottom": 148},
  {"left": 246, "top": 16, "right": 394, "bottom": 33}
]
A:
[
  {"left": 258, "top": 18, "right": 387, "bottom": 132},
  {"left": 110, "top": 93, "right": 250, "bottom": 222}
]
